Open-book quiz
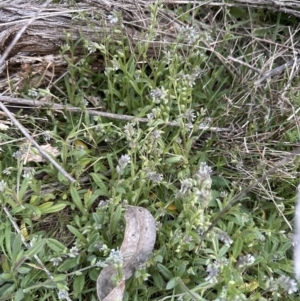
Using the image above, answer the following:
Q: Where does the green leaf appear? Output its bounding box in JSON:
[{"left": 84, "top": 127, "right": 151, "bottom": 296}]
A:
[
  {"left": 157, "top": 263, "right": 173, "bottom": 280},
  {"left": 106, "top": 154, "right": 115, "bottom": 172},
  {"left": 12, "top": 234, "right": 22, "bottom": 263},
  {"left": 24, "top": 239, "right": 46, "bottom": 258},
  {"left": 229, "top": 7, "right": 246, "bottom": 19},
  {"left": 87, "top": 233, "right": 100, "bottom": 252},
  {"left": 130, "top": 80, "right": 142, "bottom": 95},
  {"left": 166, "top": 277, "right": 178, "bottom": 290},
  {"left": 43, "top": 282, "right": 58, "bottom": 289},
  {"left": 18, "top": 180, "right": 30, "bottom": 202},
  {"left": 14, "top": 289, "right": 24, "bottom": 301},
  {"left": 38, "top": 202, "right": 68, "bottom": 214},
  {"left": 92, "top": 212, "right": 102, "bottom": 225},
  {"left": 22, "top": 204, "right": 42, "bottom": 217},
  {"left": 37, "top": 202, "right": 53, "bottom": 211},
  {"left": 165, "top": 155, "right": 184, "bottom": 164},
  {"left": 218, "top": 244, "right": 230, "bottom": 257},
  {"left": 116, "top": 186, "right": 126, "bottom": 194},
  {"left": 67, "top": 225, "right": 87, "bottom": 244},
  {"left": 154, "top": 254, "right": 163, "bottom": 263},
  {"left": 176, "top": 262, "right": 188, "bottom": 277},
  {"left": 90, "top": 174, "right": 109, "bottom": 196},
  {"left": 94, "top": 188, "right": 109, "bottom": 198},
  {"left": 232, "top": 237, "right": 243, "bottom": 259},
  {"left": 16, "top": 267, "right": 30, "bottom": 274},
  {"left": 4, "top": 222, "right": 12, "bottom": 258},
  {"left": 73, "top": 274, "right": 85, "bottom": 297},
  {"left": 47, "top": 239, "right": 66, "bottom": 253},
  {"left": 152, "top": 271, "right": 165, "bottom": 289},
  {"left": 53, "top": 274, "right": 67, "bottom": 282},
  {"left": 1, "top": 254, "right": 10, "bottom": 272},
  {"left": 0, "top": 283, "right": 15, "bottom": 298},
  {"left": 70, "top": 185, "right": 85, "bottom": 214},
  {"left": 212, "top": 176, "right": 230, "bottom": 188},
  {"left": 57, "top": 258, "right": 78, "bottom": 272},
  {"left": 1, "top": 273, "right": 13, "bottom": 280},
  {"left": 89, "top": 268, "right": 99, "bottom": 281},
  {"left": 109, "top": 206, "right": 122, "bottom": 235}
]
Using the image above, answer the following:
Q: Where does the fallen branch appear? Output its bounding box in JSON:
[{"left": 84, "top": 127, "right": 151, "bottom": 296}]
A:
[
  {"left": 0, "top": 95, "right": 233, "bottom": 132},
  {"left": 0, "top": 0, "right": 184, "bottom": 92}
]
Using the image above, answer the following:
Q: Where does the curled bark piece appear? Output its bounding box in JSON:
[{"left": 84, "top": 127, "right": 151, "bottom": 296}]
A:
[{"left": 97, "top": 206, "right": 156, "bottom": 301}]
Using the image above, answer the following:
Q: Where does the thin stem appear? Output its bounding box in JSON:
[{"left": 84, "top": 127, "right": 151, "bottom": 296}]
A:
[
  {"left": 0, "top": 95, "right": 233, "bottom": 133},
  {"left": 0, "top": 101, "right": 76, "bottom": 183}
]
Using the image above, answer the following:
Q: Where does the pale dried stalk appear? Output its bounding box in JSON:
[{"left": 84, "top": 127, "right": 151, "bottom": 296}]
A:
[
  {"left": 0, "top": 95, "right": 233, "bottom": 132},
  {"left": 0, "top": 101, "right": 76, "bottom": 182},
  {"left": 201, "top": 146, "right": 300, "bottom": 242},
  {"left": 254, "top": 57, "right": 300, "bottom": 85}
]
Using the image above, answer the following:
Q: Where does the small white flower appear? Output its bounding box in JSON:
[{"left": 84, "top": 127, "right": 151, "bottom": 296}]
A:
[
  {"left": 110, "top": 58, "right": 120, "bottom": 71},
  {"left": 106, "top": 249, "right": 123, "bottom": 266},
  {"left": 43, "top": 131, "right": 51, "bottom": 141},
  {"left": 180, "top": 178, "right": 193, "bottom": 194},
  {"left": 58, "top": 289, "right": 69, "bottom": 300},
  {"left": 117, "top": 154, "right": 131, "bottom": 173},
  {"left": 150, "top": 87, "right": 168, "bottom": 104},
  {"left": 196, "top": 162, "right": 212, "bottom": 179},
  {"left": 147, "top": 108, "right": 159, "bottom": 120},
  {"left": 205, "top": 262, "right": 220, "bottom": 283},
  {"left": 50, "top": 257, "right": 63, "bottom": 266},
  {"left": 237, "top": 254, "right": 255, "bottom": 267},
  {"left": 12, "top": 150, "right": 23, "bottom": 160},
  {"left": 151, "top": 130, "right": 163, "bottom": 139},
  {"left": 218, "top": 232, "right": 233, "bottom": 247},
  {"left": 145, "top": 168, "right": 163, "bottom": 183},
  {"left": 278, "top": 275, "right": 298, "bottom": 294},
  {"left": 28, "top": 88, "right": 38, "bottom": 98},
  {"left": 0, "top": 123, "right": 9, "bottom": 131},
  {"left": 178, "top": 25, "right": 200, "bottom": 44},
  {"left": 107, "top": 12, "right": 119, "bottom": 24},
  {"left": 96, "top": 260, "right": 107, "bottom": 267},
  {"left": 22, "top": 167, "right": 35, "bottom": 179},
  {"left": 184, "top": 109, "right": 196, "bottom": 123},
  {"left": 98, "top": 200, "right": 107, "bottom": 207},
  {"left": 69, "top": 246, "right": 79, "bottom": 258},
  {"left": 124, "top": 123, "right": 135, "bottom": 138},
  {"left": 98, "top": 243, "right": 108, "bottom": 252},
  {"left": 87, "top": 42, "right": 97, "bottom": 54},
  {"left": 0, "top": 180, "right": 7, "bottom": 192},
  {"left": 2, "top": 168, "right": 11, "bottom": 175}
]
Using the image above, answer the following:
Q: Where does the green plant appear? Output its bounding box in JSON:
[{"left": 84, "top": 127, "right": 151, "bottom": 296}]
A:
[{"left": 1, "top": 1, "right": 300, "bottom": 300}]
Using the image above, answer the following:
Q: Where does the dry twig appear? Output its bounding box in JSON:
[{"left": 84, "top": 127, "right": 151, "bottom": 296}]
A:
[
  {"left": 201, "top": 145, "right": 300, "bottom": 243},
  {"left": 0, "top": 95, "right": 233, "bottom": 132},
  {"left": 0, "top": 101, "right": 76, "bottom": 182},
  {"left": 254, "top": 57, "right": 300, "bottom": 86}
]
